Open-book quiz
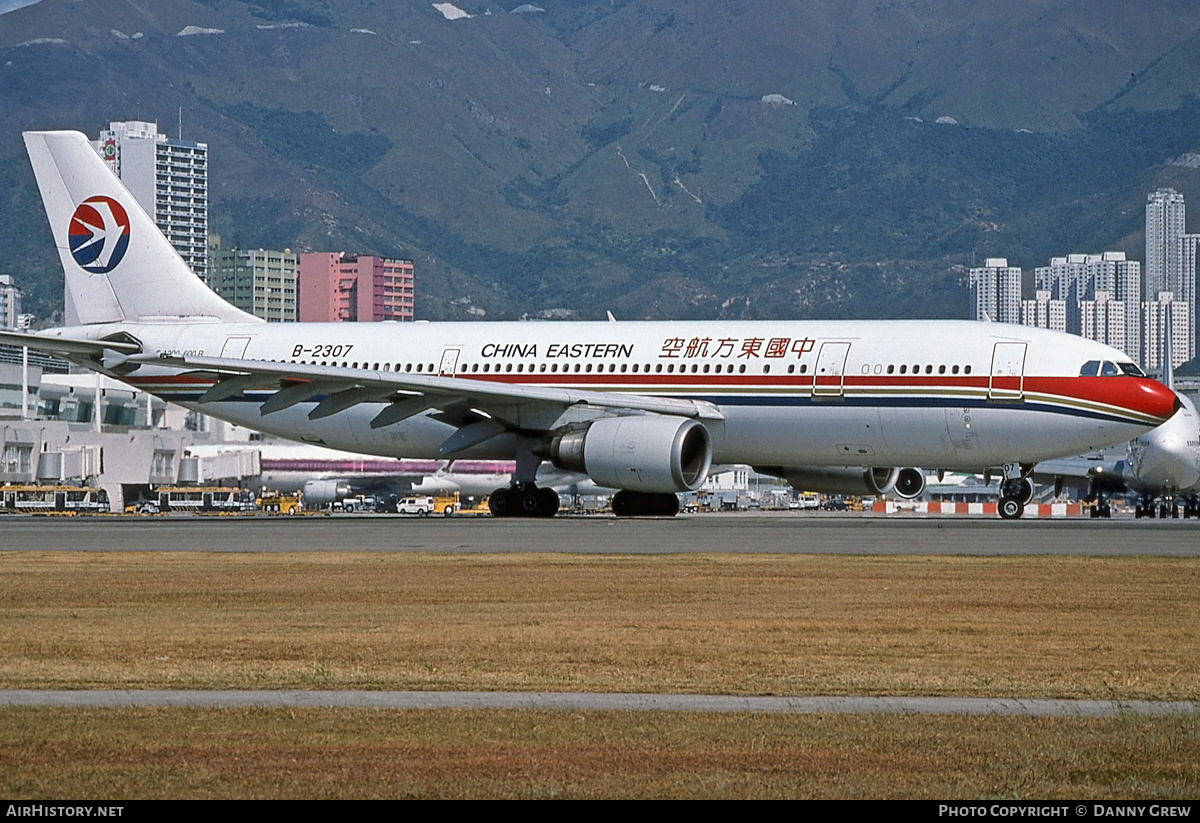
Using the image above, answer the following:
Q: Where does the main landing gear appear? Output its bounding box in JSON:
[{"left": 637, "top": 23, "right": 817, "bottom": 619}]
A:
[
  {"left": 488, "top": 482, "right": 560, "bottom": 518},
  {"left": 1134, "top": 494, "right": 1199, "bottom": 519}
]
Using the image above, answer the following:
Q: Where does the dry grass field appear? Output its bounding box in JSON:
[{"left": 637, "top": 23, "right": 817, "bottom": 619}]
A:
[
  {"left": 1, "top": 550, "right": 1198, "bottom": 798},
  {"left": 3, "top": 708, "right": 1198, "bottom": 799}
]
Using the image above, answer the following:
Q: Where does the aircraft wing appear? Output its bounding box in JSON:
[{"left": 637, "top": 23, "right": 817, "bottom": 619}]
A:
[{"left": 132, "top": 353, "right": 725, "bottom": 454}]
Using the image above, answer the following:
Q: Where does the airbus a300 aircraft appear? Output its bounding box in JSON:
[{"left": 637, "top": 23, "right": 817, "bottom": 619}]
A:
[{"left": 0, "top": 131, "right": 1181, "bottom": 518}]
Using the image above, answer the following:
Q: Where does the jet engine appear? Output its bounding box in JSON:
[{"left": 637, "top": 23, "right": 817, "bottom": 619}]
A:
[
  {"left": 548, "top": 415, "right": 712, "bottom": 493},
  {"left": 891, "top": 467, "right": 927, "bottom": 499},
  {"left": 777, "top": 466, "right": 925, "bottom": 499},
  {"left": 301, "top": 479, "right": 352, "bottom": 508}
]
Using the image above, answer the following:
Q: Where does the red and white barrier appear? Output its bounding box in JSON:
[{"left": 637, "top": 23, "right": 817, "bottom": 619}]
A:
[{"left": 870, "top": 500, "right": 1084, "bottom": 517}]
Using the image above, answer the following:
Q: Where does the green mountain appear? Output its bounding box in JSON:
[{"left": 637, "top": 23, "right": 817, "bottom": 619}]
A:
[{"left": 3, "top": 0, "right": 1200, "bottom": 322}]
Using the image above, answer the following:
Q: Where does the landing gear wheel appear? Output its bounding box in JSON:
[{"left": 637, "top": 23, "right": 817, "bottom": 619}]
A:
[
  {"left": 519, "top": 487, "right": 541, "bottom": 516},
  {"left": 535, "top": 487, "right": 560, "bottom": 518},
  {"left": 488, "top": 487, "right": 513, "bottom": 518},
  {"left": 998, "top": 496, "right": 1024, "bottom": 520}
]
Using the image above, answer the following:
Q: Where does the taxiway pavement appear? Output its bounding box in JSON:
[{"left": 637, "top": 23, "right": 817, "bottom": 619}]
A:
[{"left": 4, "top": 512, "right": 1200, "bottom": 556}]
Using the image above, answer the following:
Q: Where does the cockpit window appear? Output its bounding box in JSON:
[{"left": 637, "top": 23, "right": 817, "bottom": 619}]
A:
[{"left": 1081, "top": 359, "right": 1144, "bottom": 377}]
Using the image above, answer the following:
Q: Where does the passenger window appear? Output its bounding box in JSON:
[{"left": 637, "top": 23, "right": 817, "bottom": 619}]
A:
[
  {"left": 900, "top": 365, "right": 907, "bottom": 374},
  {"left": 887, "top": 365, "right": 894, "bottom": 374},
  {"left": 1080, "top": 360, "right": 1100, "bottom": 377}
]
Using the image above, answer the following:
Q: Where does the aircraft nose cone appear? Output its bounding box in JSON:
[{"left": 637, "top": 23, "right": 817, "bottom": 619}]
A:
[
  {"left": 1137, "top": 379, "right": 1183, "bottom": 424},
  {"left": 1138, "top": 434, "right": 1200, "bottom": 491}
]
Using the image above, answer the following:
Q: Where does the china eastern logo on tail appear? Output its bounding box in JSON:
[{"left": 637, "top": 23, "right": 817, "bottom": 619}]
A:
[{"left": 68, "top": 196, "right": 130, "bottom": 273}]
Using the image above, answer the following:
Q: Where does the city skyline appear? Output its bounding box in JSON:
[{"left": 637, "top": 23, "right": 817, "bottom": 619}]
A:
[{"left": 971, "top": 187, "right": 1198, "bottom": 371}]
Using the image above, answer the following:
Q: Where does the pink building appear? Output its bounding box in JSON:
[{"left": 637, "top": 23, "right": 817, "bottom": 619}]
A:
[{"left": 298, "top": 253, "right": 414, "bottom": 322}]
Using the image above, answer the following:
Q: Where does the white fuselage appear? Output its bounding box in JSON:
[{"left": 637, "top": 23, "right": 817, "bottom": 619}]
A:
[
  {"left": 1127, "top": 393, "right": 1200, "bottom": 495},
  {"left": 62, "top": 317, "right": 1173, "bottom": 472}
]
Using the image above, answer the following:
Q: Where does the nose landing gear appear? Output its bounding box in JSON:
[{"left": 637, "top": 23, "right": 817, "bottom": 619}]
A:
[{"left": 997, "top": 472, "right": 1035, "bottom": 521}]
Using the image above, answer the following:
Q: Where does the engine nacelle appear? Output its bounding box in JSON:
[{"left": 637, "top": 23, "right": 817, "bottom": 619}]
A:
[
  {"left": 549, "top": 416, "right": 712, "bottom": 493},
  {"left": 778, "top": 466, "right": 912, "bottom": 497},
  {"left": 301, "top": 479, "right": 352, "bottom": 508},
  {"left": 891, "top": 467, "right": 927, "bottom": 500}
]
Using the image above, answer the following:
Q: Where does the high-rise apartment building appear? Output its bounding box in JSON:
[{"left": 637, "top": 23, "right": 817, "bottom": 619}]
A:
[
  {"left": 208, "top": 237, "right": 297, "bottom": 322},
  {"left": 1146, "top": 189, "right": 1187, "bottom": 299},
  {"left": 94, "top": 121, "right": 209, "bottom": 283},
  {"left": 0, "top": 275, "right": 20, "bottom": 330},
  {"left": 969, "top": 258, "right": 1022, "bottom": 324},
  {"left": 1145, "top": 189, "right": 1195, "bottom": 364},
  {"left": 1031, "top": 252, "right": 1143, "bottom": 366},
  {"left": 1143, "top": 291, "right": 1191, "bottom": 372},
  {"left": 1020, "top": 290, "right": 1067, "bottom": 333},
  {"left": 1080, "top": 291, "right": 1128, "bottom": 356},
  {"left": 297, "top": 253, "right": 414, "bottom": 322}
]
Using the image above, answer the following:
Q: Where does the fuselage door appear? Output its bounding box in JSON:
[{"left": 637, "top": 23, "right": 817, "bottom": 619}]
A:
[
  {"left": 439, "top": 348, "right": 461, "bottom": 377},
  {"left": 989, "top": 341, "right": 1027, "bottom": 401},
  {"left": 220, "top": 336, "right": 252, "bottom": 360},
  {"left": 813, "top": 341, "right": 851, "bottom": 397}
]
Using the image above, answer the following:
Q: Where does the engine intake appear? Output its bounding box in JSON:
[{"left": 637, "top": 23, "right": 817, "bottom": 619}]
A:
[
  {"left": 892, "top": 467, "right": 927, "bottom": 499},
  {"left": 549, "top": 416, "right": 712, "bottom": 493}
]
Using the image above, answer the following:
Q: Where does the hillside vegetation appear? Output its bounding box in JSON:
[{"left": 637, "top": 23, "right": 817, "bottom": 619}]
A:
[{"left": 2, "top": 0, "right": 1200, "bottom": 321}]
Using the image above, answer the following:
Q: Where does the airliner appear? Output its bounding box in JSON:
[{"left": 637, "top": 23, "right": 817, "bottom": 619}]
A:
[
  {"left": 1036, "top": 328, "right": 1200, "bottom": 518},
  {"left": 0, "top": 130, "right": 1181, "bottom": 518}
]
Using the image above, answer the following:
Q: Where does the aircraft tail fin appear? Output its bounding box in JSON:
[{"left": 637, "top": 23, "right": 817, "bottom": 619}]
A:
[{"left": 23, "top": 130, "right": 258, "bottom": 326}]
